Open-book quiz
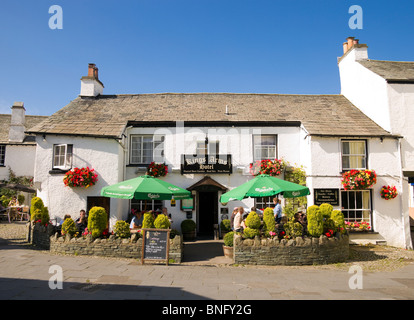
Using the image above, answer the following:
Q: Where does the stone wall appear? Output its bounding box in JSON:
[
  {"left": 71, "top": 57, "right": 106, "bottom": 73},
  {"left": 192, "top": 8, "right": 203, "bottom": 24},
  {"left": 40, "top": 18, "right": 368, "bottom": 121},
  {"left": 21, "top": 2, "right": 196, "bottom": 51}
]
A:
[
  {"left": 29, "top": 223, "right": 183, "bottom": 263},
  {"left": 233, "top": 233, "right": 349, "bottom": 266}
]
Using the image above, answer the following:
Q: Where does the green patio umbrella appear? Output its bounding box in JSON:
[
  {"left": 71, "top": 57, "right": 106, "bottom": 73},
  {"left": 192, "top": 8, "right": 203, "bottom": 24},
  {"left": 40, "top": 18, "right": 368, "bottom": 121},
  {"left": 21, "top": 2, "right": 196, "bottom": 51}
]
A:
[
  {"left": 220, "top": 174, "right": 310, "bottom": 203},
  {"left": 100, "top": 175, "right": 192, "bottom": 201}
]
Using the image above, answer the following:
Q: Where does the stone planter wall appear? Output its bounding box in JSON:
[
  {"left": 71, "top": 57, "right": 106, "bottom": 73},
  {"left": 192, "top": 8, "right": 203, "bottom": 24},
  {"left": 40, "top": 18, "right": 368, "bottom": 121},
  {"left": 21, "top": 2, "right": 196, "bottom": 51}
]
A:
[
  {"left": 233, "top": 233, "right": 349, "bottom": 266},
  {"left": 29, "top": 223, "right": 183, "bottom": 263}
]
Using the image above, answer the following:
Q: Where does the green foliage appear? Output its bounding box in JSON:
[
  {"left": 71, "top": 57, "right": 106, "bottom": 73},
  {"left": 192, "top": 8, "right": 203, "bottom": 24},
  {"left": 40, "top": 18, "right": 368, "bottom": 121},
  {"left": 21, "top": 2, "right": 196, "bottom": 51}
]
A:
[
  {"left": 307, "top": 205, "right": 323, "bottom": 238},
  {"left": 223, "top": 231, "right": 234, "bottom": 247},
  {"left": 154, "top": 214, "right": 171, "bottom": 229},
  {"left": 170, "top": 229, "right": 180, "bottom": 239},
  {"left": 243, "top": 227, "right": 261, "bottom": 239},
  {"left": 284, "top": 219, "right": 303, "bottom": 238},
  {"left": 262, "top": 208, "right": 275, "bottom": 233},
  {"left": 220, "top": 219, "right": 231, "bottom": 232},
  {"left": 114, "top": 220, "right": 131, "bottom": 238},
  {"left": 30, "top": 197, "right": 49, "bottom": 225},
  {"left": 87, "top": 206, "right": 108, "bottom": 238},
  {"left": 17, "top": 194, "right": 25, "bottom": 205},
  {"left": 62, "top": 218, "right": 78, "bottom": 236},
  {"left": 332, "top": 210, "right": 346, "bottom": 234},
  {"left": 181, "top": 219, "right": 196, "bottom": 232},
  {"left": 323, "top": 218, "right": 336, "bottom": 234},
  {"left": 0, "top": 195, "right": 10, "bottom": 208},
  {"left": 319, "top": 203, "right": 333, "bottom": 219},
  {"left": 245, "top": 211, "right": 261, "bottom": 229},
  {"left": 283, "top": 161, "right": 308, "bottom": 218},
  {"left": 142, "top": 212, "right": 155, "bottom": 229}
]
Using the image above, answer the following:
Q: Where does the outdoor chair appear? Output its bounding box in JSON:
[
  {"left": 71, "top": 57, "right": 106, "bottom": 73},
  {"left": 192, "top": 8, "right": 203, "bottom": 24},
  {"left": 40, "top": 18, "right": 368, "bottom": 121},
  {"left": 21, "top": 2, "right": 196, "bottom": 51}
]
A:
[{"left": 16, "top": 206, "right": 29, "bottom": 221}]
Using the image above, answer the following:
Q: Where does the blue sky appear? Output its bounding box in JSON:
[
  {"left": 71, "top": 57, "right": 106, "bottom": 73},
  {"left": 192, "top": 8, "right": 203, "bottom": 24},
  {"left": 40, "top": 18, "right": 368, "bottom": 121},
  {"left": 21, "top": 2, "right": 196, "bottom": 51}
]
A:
[{"left": 0, "top": 0, "right": 413, "bottom": 116}]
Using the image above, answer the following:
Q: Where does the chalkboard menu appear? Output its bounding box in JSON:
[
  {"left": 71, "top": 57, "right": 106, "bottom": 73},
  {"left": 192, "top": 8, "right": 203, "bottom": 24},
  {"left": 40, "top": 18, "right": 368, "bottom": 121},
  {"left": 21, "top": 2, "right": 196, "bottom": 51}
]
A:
[
  {"left": 314, "top": 188, "right": 340, "bottom": 206},
  {"left": 141, "top": 229, "right": 171, "bottom": 265}
]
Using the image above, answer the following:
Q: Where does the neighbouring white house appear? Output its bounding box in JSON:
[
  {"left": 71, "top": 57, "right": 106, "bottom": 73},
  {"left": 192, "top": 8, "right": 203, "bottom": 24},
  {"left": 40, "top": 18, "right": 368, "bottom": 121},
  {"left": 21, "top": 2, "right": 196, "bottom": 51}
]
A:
[
  {"left": 0, "top": 102, "right": 48, "bottom": 182},
  {"left": 27, "top": 38, "right": 414, "bottom": 249}
]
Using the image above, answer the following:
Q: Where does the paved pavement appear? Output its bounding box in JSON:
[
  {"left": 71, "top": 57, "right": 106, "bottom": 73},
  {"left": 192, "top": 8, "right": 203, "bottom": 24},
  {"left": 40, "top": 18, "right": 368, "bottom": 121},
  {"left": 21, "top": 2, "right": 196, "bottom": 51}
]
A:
[{"left": 1, "top": 225, "right": 414, "bottom": 303}]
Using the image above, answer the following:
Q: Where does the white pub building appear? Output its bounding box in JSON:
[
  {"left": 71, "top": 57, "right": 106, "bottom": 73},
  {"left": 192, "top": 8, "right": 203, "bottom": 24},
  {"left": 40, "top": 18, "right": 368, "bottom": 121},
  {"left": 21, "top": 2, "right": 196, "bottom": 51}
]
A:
[{"left": 28, "top": 38, "right": 414, "bottom": 249}]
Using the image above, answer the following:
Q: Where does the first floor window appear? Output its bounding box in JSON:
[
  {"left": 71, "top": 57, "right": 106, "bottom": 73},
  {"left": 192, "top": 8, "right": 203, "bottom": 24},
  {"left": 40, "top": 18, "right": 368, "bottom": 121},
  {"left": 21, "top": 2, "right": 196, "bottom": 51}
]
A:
[
  {"left": 341, "top": 190, "right": 372, "bottom": 224},
  {"left": 53, "top": 144, "right": 73, "bottom": 169},
  {"left": 131, "top": 199, "right": 163, "bottom": 212},
  {"left": 341, "top": 140, "right": 367, "bottom": 170},
  {"left": 253, "top": 135, "right": 277, "bottom": 161},
  {"left": 0, "top": 145, "right": 5, "bottom": 166},
  {"left": 130, "top": 135, "right": 164, "bottom": 164}
]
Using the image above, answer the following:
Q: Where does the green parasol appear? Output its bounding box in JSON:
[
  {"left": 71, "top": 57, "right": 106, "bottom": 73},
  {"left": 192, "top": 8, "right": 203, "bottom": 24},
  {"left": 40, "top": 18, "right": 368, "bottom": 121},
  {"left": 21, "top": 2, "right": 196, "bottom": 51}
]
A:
[
  {"left": 101, "top": 175, "right": 192, "bottom": 200},
  {"left": 220, "top": 174, "right": 310, "bottom": 203}
]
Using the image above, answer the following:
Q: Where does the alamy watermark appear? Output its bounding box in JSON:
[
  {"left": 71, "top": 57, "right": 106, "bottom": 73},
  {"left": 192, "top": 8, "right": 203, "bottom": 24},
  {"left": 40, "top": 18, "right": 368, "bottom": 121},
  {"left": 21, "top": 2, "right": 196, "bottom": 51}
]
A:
[
  {"left": 349, "top": 5, "right": 363, "bottom": 30},
  {"left": 348, "top": 265, "right": 363, "bottom": 289},
  {"left": 49, "top": 5, "right": 63, "bottom": 30},
  {"left": 48, "top": 264, "right": 63, "bottom": 289}
]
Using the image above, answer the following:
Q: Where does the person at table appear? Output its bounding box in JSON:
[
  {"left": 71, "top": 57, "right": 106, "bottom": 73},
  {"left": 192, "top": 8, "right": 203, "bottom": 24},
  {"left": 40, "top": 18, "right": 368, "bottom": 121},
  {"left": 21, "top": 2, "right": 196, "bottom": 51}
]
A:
[
  {"left": 8, "top": 196, "right": 19, "bottom": 207},
  {"left": 273, "top": 198, "right": 283, "bottom": 224},
  {"left": 233, "top": 207, "right": 244, "bottom": 233},
  {"left": 130, "top": 210, "right": 143, "bottom": 229}
]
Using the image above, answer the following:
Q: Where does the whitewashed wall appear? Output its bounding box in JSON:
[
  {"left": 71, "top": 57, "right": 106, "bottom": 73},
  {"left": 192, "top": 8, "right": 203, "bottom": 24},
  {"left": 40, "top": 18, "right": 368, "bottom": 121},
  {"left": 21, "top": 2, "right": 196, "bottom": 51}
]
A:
[
  {"left": 33, "top": 135, "right": 125, "bottom": 226},
  {"left": 0, "top": 145, "right": 36, "bottom": 180},
  {"left": 307, "top": 136, "right": 410, "bottom": 248}
]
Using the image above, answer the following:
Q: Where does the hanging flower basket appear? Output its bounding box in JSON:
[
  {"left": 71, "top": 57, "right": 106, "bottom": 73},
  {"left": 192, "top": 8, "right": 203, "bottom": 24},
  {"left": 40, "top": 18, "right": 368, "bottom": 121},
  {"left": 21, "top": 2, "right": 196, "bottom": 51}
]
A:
[
  {"left": 380, "top": 185, "right": 398, "bottom": 200},
  {"left": 63, "top": 167, "right": 98, "bottom": 188},
  {"left": 341, "top": 170, "right": 377, "bottom": 190},
  {"left": 249, "top": 159, "right": 283, "bottom": 176},
  {"left": 147, "top": 162, "right": 168, "bottom": 177}
]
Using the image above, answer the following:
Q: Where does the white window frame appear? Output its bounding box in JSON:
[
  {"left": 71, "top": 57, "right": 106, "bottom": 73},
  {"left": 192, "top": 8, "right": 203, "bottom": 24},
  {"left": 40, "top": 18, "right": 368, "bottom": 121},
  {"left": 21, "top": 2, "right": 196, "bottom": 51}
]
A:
[
  {"left": 53, "top": 144, "right": 73, "bottom": 170},
  {"left": 196, "top": 140, "right": 219, "bottom": 156},
  {"left": 0, "top": 145, "right": 5, "bottom": 166},
  {"left": 131, "top": 199, "right": 163, "bottom": 212},
  {"left": 341, "top": 139, "right": 367, "bottom": 171},
  {"left": 130, "top": 135, "right": 164, "bottom": 165},
  {"left": 253, "top": 135, "right": 277, "bottom": 161},
  {"left": 340, "top": 189, "right": 372, "bottom": 225}
]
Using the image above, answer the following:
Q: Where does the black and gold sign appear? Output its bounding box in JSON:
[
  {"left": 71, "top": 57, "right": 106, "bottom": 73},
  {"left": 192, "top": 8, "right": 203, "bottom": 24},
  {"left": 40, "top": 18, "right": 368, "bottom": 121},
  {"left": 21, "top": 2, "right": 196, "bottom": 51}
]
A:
[
  {"left": 314, "top": 188, "right": 340, "bottom": 206},
  {"left": 181, "top": 154, "right": 232, "bottom": 174}
]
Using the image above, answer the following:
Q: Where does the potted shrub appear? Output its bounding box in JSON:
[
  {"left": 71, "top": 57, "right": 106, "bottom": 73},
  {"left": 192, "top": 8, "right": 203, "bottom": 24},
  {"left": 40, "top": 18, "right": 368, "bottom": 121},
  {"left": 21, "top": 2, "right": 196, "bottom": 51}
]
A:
[
  {"left": 222, "top": 231, "right": 234, "bottom": 259},
  {"left": 181, "top": 219, "right": 196, "bottom": 241},
  {"left": 154, "top": 214, "right": 171, "bottom": 229},
  {"left": 220, "top": 219, "right": 231, "bottom": 238}
]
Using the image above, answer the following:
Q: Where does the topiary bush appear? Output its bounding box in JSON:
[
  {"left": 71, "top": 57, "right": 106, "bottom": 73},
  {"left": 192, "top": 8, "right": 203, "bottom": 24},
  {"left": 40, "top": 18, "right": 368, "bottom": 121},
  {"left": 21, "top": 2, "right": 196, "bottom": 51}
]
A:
[
  {"left": 154, "top": 214, "right": 171, "bottom": 229},
  {"left": 223, "top": 231, "right": 234, "bottom": 247},
  {"left": 307, "top": 205, "right": 323, "bottom": 238},
  {"left": 181, "top": 219, "right": 196, "bottom": 233},
  {"left": 245, "top": 211, "right": 261, "bottom": 229},
  {"left": 142, "top": 212, "right": 155, "bottom": 229},
  {"left": 262, "top": 208, "right": 275, "bottom": 233},
  {"left": 87, "top": 206, "right": 108, "bottom": 238},
  {"left": 220, "top": 219, "right": 231, "bottom": 233},
  {"left": 30, "top": 197, "right": 49, "bottom": 225},
  {"left": 243, "top": 227, "right": 261, "bottom": 239},
  {"left": 319, "top": 203, "right": 333, "bottom": 219},
  {"left": 62, "top": 218, "right": 78, "bottom": 237},
  {"left": 30, "top": 197, "right": 44, "bottom": 215},
  {"left": 331, "top": 210, "right": 346, "bottom": 234},
  {"left": 113, "top": 220, "right": 131, "bottom": 238}
]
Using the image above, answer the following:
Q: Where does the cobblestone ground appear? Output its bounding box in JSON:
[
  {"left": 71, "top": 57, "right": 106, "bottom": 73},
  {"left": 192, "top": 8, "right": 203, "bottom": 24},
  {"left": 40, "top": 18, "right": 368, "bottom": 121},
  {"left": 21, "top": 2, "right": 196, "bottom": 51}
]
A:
[{"left": 1, "top": 222, "right": 414, "bottom": 272}]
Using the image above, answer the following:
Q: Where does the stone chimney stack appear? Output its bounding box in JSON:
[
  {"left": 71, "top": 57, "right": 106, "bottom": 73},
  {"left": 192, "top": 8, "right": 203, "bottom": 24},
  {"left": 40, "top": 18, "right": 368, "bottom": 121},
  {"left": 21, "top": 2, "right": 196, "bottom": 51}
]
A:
[
  {"left": 80, "top": 63, "right": 104, "bottom": 97},
  {"left": 8, "top": 102, "right": 26, "bottom": 143},
  {"left": 340, "top": 37, "right": 368, "bottom": 61}
]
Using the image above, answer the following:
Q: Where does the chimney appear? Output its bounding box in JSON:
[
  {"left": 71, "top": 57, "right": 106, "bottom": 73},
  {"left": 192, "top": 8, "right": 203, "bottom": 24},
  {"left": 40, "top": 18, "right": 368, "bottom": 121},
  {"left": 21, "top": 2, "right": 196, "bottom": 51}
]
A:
[
  {"left": 80, "top": 63, "right": 104, "bottom": 97},
  {"left": 340, "top": 37, "right": 368, "bottom": 61},
  {"left": 8, "top": 102, "right": 26, "bottom": 143}
]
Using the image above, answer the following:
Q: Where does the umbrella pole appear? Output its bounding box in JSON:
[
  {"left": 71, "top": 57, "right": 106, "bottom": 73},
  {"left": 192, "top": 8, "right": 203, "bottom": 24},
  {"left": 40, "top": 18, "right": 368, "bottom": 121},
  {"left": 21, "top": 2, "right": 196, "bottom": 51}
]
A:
[{"left": 144, "top": 200, "right": 147, "bottom": 211}]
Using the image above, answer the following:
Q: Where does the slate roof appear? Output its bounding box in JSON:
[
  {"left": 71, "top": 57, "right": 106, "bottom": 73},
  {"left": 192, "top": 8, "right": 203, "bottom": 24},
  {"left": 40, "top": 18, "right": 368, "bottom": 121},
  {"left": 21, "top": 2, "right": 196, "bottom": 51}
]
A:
[
  {"left": 26, "top": 93, "right": 392, "bottom": 139},
  {"left": 0, "top": 114, "right": 49, "bottom": 144},
  {"left": 358, "top": 59, "right": 414, "bottom": 82}
]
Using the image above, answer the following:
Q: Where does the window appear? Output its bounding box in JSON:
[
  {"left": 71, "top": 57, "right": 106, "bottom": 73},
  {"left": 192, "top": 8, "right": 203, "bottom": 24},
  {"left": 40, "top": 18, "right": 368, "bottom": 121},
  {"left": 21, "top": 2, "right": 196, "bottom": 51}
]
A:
[
  {"left": 341, "top": 190, "right": 372, "bottom": 225},
  {"left": 130, "top": 135, "right": 164, "bottom": 164},
  {"left": 53, "top": 144, "right": 73, "bottom": 169},
  {"left": 342, "top": 140, "right": 367, "bottom": 170},
  {"left": 196, "top": 140, "right": 219, "bottom": 155},
  {"left": 131, "top": 199, "right": 163, "bottom": 212},
  {"left": 0, "top": 145, "right": 5, "bottom": 166},
  {"left": 253, "top": 135, "right": 277, "bottom": 161}
]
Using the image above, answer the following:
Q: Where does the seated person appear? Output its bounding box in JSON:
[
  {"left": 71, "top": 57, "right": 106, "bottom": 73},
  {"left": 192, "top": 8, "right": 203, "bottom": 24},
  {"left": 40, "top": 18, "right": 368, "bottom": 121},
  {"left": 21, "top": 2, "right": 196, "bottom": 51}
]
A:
[
  {"left": 130, "top": 210, "right": 143, "bottom": 229},
  {"left": 8, "top": 196, "right": 19, "bottom": 207}
]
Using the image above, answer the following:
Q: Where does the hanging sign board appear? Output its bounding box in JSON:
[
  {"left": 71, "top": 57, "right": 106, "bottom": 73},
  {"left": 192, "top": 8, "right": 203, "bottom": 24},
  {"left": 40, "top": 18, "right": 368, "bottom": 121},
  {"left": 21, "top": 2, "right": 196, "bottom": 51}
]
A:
[
  {"left": 313, "top": 188, "right": 340, "bottom": 206},
  {"left": 141, "top": 229, "right": 170, "bottom": 265}
]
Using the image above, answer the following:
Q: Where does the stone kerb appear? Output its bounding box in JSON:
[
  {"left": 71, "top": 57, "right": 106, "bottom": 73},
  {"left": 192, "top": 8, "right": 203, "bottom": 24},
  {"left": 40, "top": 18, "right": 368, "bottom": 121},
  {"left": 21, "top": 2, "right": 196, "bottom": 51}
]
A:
[
  {"left": 28, "top": 223, "right": 183, "bottom": 263},
  {"left": 233, "top": 233, "right": 349, "bottom": 266}
]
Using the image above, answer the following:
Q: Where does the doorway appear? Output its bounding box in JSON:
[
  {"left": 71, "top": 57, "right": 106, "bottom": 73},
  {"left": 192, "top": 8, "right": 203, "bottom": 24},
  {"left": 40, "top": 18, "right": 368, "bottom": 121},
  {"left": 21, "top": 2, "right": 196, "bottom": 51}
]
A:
[{"left": 197, "top": 191, "right": 218, "bottom": 236}]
